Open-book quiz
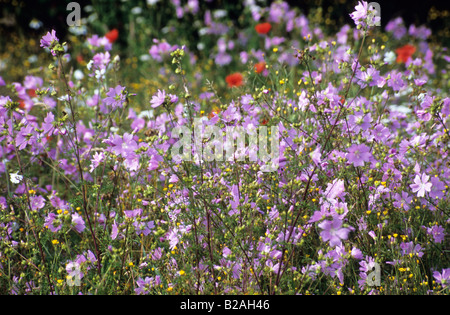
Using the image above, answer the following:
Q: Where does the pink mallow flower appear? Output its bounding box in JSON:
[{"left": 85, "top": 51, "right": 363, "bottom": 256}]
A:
[
  {"left": 103, "top": 85, "right": 126, "bottom": 110},
  {"left": 150, "top": 89, "right": 166, "bottom": 108},
  {"left": 426, "top": 225, "right": 445, "bottom": 244},
  {"left": 44, "top": 213, "right": 62, "bottom": 232},
  {"left": 89, "top": 152, "right": 105, "bottom": 173},
  {"left": 410, "top": 173, "right": 432, "bottom": 197},
  {"left": 347, "top": 143, "right": 372, "bottom": 167},
  {"left": 349, "top": 1, "right": 380, "bottom": 28},
  {"left": 104, "top": 133, "right": 138, "bottom": 158},
  {"left": 433, "top": 268, "right": 450, "bottom": 289},
  {"left": 72, "top": 213, "right": 86, "bottom": 233},
  {"left": 42, "top": 112, "right": 58, "bottom": 137},
  {"left": 16, "top": 125, "right": 38, "bottom": 151},
  {"left": 30, "top": 195, "right": 46, "bottom": 211},
  {"left": 40, "top": 29, "right": 59, "bottom": 55},
  {"left": 318, "top": 218, "right": 352, "bottom": 247}
]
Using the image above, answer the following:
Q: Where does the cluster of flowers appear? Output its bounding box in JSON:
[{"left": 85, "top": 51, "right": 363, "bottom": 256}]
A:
[{"left": 0, "top": 1, "right": 448, "bottom": 295}]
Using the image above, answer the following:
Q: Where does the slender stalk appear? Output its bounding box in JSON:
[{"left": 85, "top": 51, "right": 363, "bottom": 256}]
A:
[
  {"left": 205, "top": 206, "right": 217, "bottom": 294},
  {"left": 12, "top": 140, "right": 54, "bottom": 294},
  {"left": 57, "top": 55, "right": 102, "bottom": 276},
  {"left": 273, "top": 30, "right": 368, "bottom": 291}
]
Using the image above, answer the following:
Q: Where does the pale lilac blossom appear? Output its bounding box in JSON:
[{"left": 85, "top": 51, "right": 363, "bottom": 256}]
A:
[{"left": 410, "top": 173, "right": 432, "bottom": 197}]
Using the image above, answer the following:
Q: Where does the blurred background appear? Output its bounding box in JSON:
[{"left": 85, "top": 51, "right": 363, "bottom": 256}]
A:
[
  {"left": 0, "top": 0, "right": 448, "bottom": 105},
  {"left": 1, "top": 0, "right": 448, "bottom": 45}
]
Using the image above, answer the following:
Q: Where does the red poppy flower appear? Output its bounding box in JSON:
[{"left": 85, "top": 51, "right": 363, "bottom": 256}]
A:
[
  {"left": 395, "top": 44, "right": 416, "bottom": 63},
  {"left": 19, "top": 100, "right": 26, "bottom": 109},
  {"left": 105, "top": 28, "right": 119, "bottom": 43},
  {"left": 226, "top": 73, "right": 244, "bottom": 88},
  {"left": 254, "top": 61, "right": 266, "bottom": 74},
  {"left": 76, "top": 54, "right": 84, "bottom": 64},
  {"left": 27, "top": 89, "right": 36, "bottom": 97},
  {"left": 208, "top": 106, "right": 221, "bottom": 119},
  {"left": 255, "top": 23, "right": 272, "bottom": 35}
]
